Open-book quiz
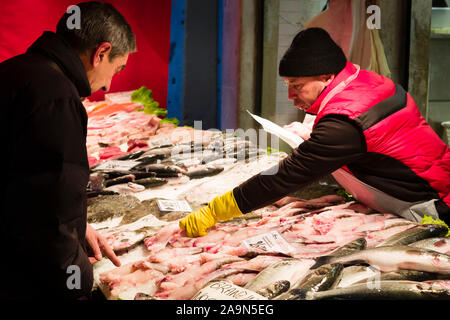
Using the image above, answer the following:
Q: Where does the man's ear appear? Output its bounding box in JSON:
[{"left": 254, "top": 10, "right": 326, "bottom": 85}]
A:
[
  {"left": 320, "top": 74, "right": 335, "bottom": 86},
  {"left": 91, "top": 42, "right": 112, "bottom": 67}
]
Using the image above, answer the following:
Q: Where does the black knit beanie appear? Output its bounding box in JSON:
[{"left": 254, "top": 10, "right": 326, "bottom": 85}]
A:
[{"left": 279, "top": 28, "right": 347, "bottom": 77}]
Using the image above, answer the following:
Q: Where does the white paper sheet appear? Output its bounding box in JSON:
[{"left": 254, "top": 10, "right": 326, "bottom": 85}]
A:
[{"left": 247, "top": 110, "right": 304, "bottom": 148}]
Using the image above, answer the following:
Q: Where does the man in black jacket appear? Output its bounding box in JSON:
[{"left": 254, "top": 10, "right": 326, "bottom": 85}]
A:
[{"left": 0, "top": 2, "right": 136, "bottom": 299}]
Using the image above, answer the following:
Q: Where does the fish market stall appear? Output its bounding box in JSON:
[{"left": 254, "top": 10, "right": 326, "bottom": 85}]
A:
[{"left": 85, "top": 90, "right": 450, "bottom": 301}]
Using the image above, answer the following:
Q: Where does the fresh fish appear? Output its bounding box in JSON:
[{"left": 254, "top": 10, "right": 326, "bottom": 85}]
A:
[
  {"left": 327, "top": 238, "right": 367, "bottom": 258},
  {"left": 201, "top": 151, "right": 226, "bottom": 164},
  {"left": 114, "top": 150, "right": 146, "bottom": 161},
  {"left": 313, "top": 245, "right": 450, "bottom": 275},
  {"left": 133, "top": 177, "right": 167, "bottom": 188},
  {"left": 134, "top": 293, "right": 156, "bottom": 300},
  {"left": 119, "top": 199, "right": 160, "bottom": 225},
  {"left": 334, "top": 266, "right": 380, "bottom": 288},
  {"left": 153, "top": 172, "right": 182, "bottom": 178},
  {"left": 377, "top": 224, "right": 448, "bottom": 247},
  {"left": 377, "top": 270, "right": 436, "bottom": 282},
  {"left": 174, "top": 158, "right": 202, "bottom": 168},
  {"left": 119, "top": 199, "right": 203, "bottom": 225},
  {"left": 133, "top": 154, "right": 167, "bottom": 167},
  {"left": 104, "top": 174, "right": 135, "bottom": 187},
  {"left": 185, "top": 165, "right": 224, "bottom": 179},
  {"left": 138, "top": 164, "right": 183, "bottom": 174},
  {"left": 275, "top": 264, "right": 344, "bottom": 300},
  {"left": 335, "top": 267, "right": 434, "bottom": 289},
  {"left": 171, "top": 143, "right": 194, "bottom": 155},
  {"left": 298, "top": 280, "right": 450, "bottom": 300},
  {"left": 244, "top": 259, "right": 315, "bottom": 293},
  {"left": 87, "top": 194, "right": 141, "bottom": 223},
  {"left": 256, "top": 280, "right": 290, "bottom": 299},
  {"left": 104, "top": 182, "right": 146, "bottom": 194},
  {"left": 126, "top": 171, "right": 157, "bottom": 179},
  {"left": 409, "top": 237, "right": 450, "bottom": 255},
  {"left": 141, "top": 146, "right": 174, "bottom": 157}
]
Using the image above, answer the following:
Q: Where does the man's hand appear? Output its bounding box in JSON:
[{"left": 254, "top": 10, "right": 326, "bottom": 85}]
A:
[
  {"left": 179, "top": 206, "right": 217, "bottom": 238},
  {"left": 85, "top": 224, "right": 121, "bottom": 267},
  {"left": 179, "top": 190, "right": 243, "bottom": 237},
  {"left": 283, "top": 121, "right": 312, "bottom": 140}
]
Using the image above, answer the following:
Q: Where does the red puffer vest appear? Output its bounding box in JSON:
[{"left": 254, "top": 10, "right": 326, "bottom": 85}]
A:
[{"left": 306, "top": 61, "right": 450, "bottom": 208}]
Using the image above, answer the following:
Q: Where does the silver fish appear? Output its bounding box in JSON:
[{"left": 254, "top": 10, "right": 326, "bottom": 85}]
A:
[
  {"left": 104, "top": 174, "right": 135, "bottom": 187},
  {"left": 409, "top": 237, "right": 450, "bottom": 255},
  {"left": 244, "top": 259, "right": 314, "bottom": 293},
  {"left": 377, "top": 224, "right": 448, "bottom": 247},
  {"left": 334, "top": 266, "right": 380, "bottom": 289},
  {"left": 185, "top": 165, "right": 224, "bottom": 179},
  {"left": 315, "top": 246, "right": 450, "bottom": 275},
  {"left": 328, "top": 238, "right": 367, "bottom": 258},
  {"left": 256, "top": 280, "right": 290, "bottom": 299},
  {"left": 377, "top": 269, "right": 436, "bottom": 282},
  {"left": 300, "top": 280, "right": 450, "bottom": 300},
  {"left": 141, "top": 146, "right": 174, "bottom": 157},
  {"left": 133, "top": 177, "right": 167, "bottom": 188},
  {"left": 336, "top": 267, "right": 434, "bottom": 288},
  {"left": 275, "top": 263, "right": 344, "bottom": 300}
]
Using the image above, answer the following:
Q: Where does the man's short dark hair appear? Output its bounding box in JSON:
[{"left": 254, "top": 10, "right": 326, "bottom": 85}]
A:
[{"left": 56, "top": 1, "right": 136, "bottom": 60}]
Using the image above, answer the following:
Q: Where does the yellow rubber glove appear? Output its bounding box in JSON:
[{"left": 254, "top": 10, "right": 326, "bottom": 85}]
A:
[{"left": 179, "top": 190, "right": 243, "bottom": 237}]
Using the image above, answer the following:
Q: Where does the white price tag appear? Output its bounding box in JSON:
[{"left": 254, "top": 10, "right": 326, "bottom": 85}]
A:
[
  {"left": 192, "top": 281, "right": 267, "bottom": 300},
  {"left": 156, "top": 200, "right": 193, "bottom": 212},
  {"left": 93, "top": 160, "right": 140, "bottom": 171},
  {"left": 242, "top": 231, "right": 294, "bottom": 255}
]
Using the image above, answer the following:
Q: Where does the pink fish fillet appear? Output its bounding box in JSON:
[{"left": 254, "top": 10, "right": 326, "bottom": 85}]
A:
[
  {"left": 159, "top": 268, "right": 243, "bottom": 300},
  {"left": 144, "top": 222, "right": 181, "bottom": 253},
  {"left": 147, "top": 247, "right": 202, "bottom": 264},
  {"left": 221, "top": 255, "right": 286, "bottom": 272},
  {"left": 109, "top": 269, "right": 165, "bottom": 297},
  {"left": 191, "top": 229, "right": 230, "bottom": 248},
  {"left": 155, "top": 256, "right": 244, "bottom": 299}
]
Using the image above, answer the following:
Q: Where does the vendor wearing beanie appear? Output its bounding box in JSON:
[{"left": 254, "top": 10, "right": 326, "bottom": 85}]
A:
[{"left": 179, "top": 28, "right": 450, "bottom": 237}]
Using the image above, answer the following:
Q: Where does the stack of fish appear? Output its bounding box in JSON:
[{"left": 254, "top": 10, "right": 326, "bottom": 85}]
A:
[
  {"left": 94, "top": 194, "right": 450, "bottom": 300},
  {"left": 86, "top": 130, "right": 273, "bottom": 199}
]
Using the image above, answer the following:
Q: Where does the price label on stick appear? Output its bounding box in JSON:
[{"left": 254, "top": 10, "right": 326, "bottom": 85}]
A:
[
  {"left": 92, "top": 160, "right": 140, "bottom": 171},
  {"left": 242, "top": 231, "right": 294, "bottom": 255},
  {"left": 156, "top": 200, "right": 192, "bottom": 213}
]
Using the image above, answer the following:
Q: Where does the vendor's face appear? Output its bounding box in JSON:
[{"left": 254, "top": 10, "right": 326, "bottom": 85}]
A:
[
  {"left": 284, "top": 74, "right": 334, "bottom": 111},
  {"left": 83, "top": 42, "right": 129, "bottom": 93}
]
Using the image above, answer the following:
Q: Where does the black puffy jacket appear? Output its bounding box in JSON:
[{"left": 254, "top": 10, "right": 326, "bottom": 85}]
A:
[{"left": 0, "top": 31, "right": 93, "bottom": 299}]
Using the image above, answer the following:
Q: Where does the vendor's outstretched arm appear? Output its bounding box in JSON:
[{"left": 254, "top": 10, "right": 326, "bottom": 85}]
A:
[
  {"left": 180, "top": 115, "right": 365, "bottom": 237},
  {"left": 234, "top": 115, "right": 365, "bottom": 213}
]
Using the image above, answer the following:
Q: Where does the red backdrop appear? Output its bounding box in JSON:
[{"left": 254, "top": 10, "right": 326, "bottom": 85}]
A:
[{"left": 0, "top": 0, "right": 171, "bottom": 104}]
